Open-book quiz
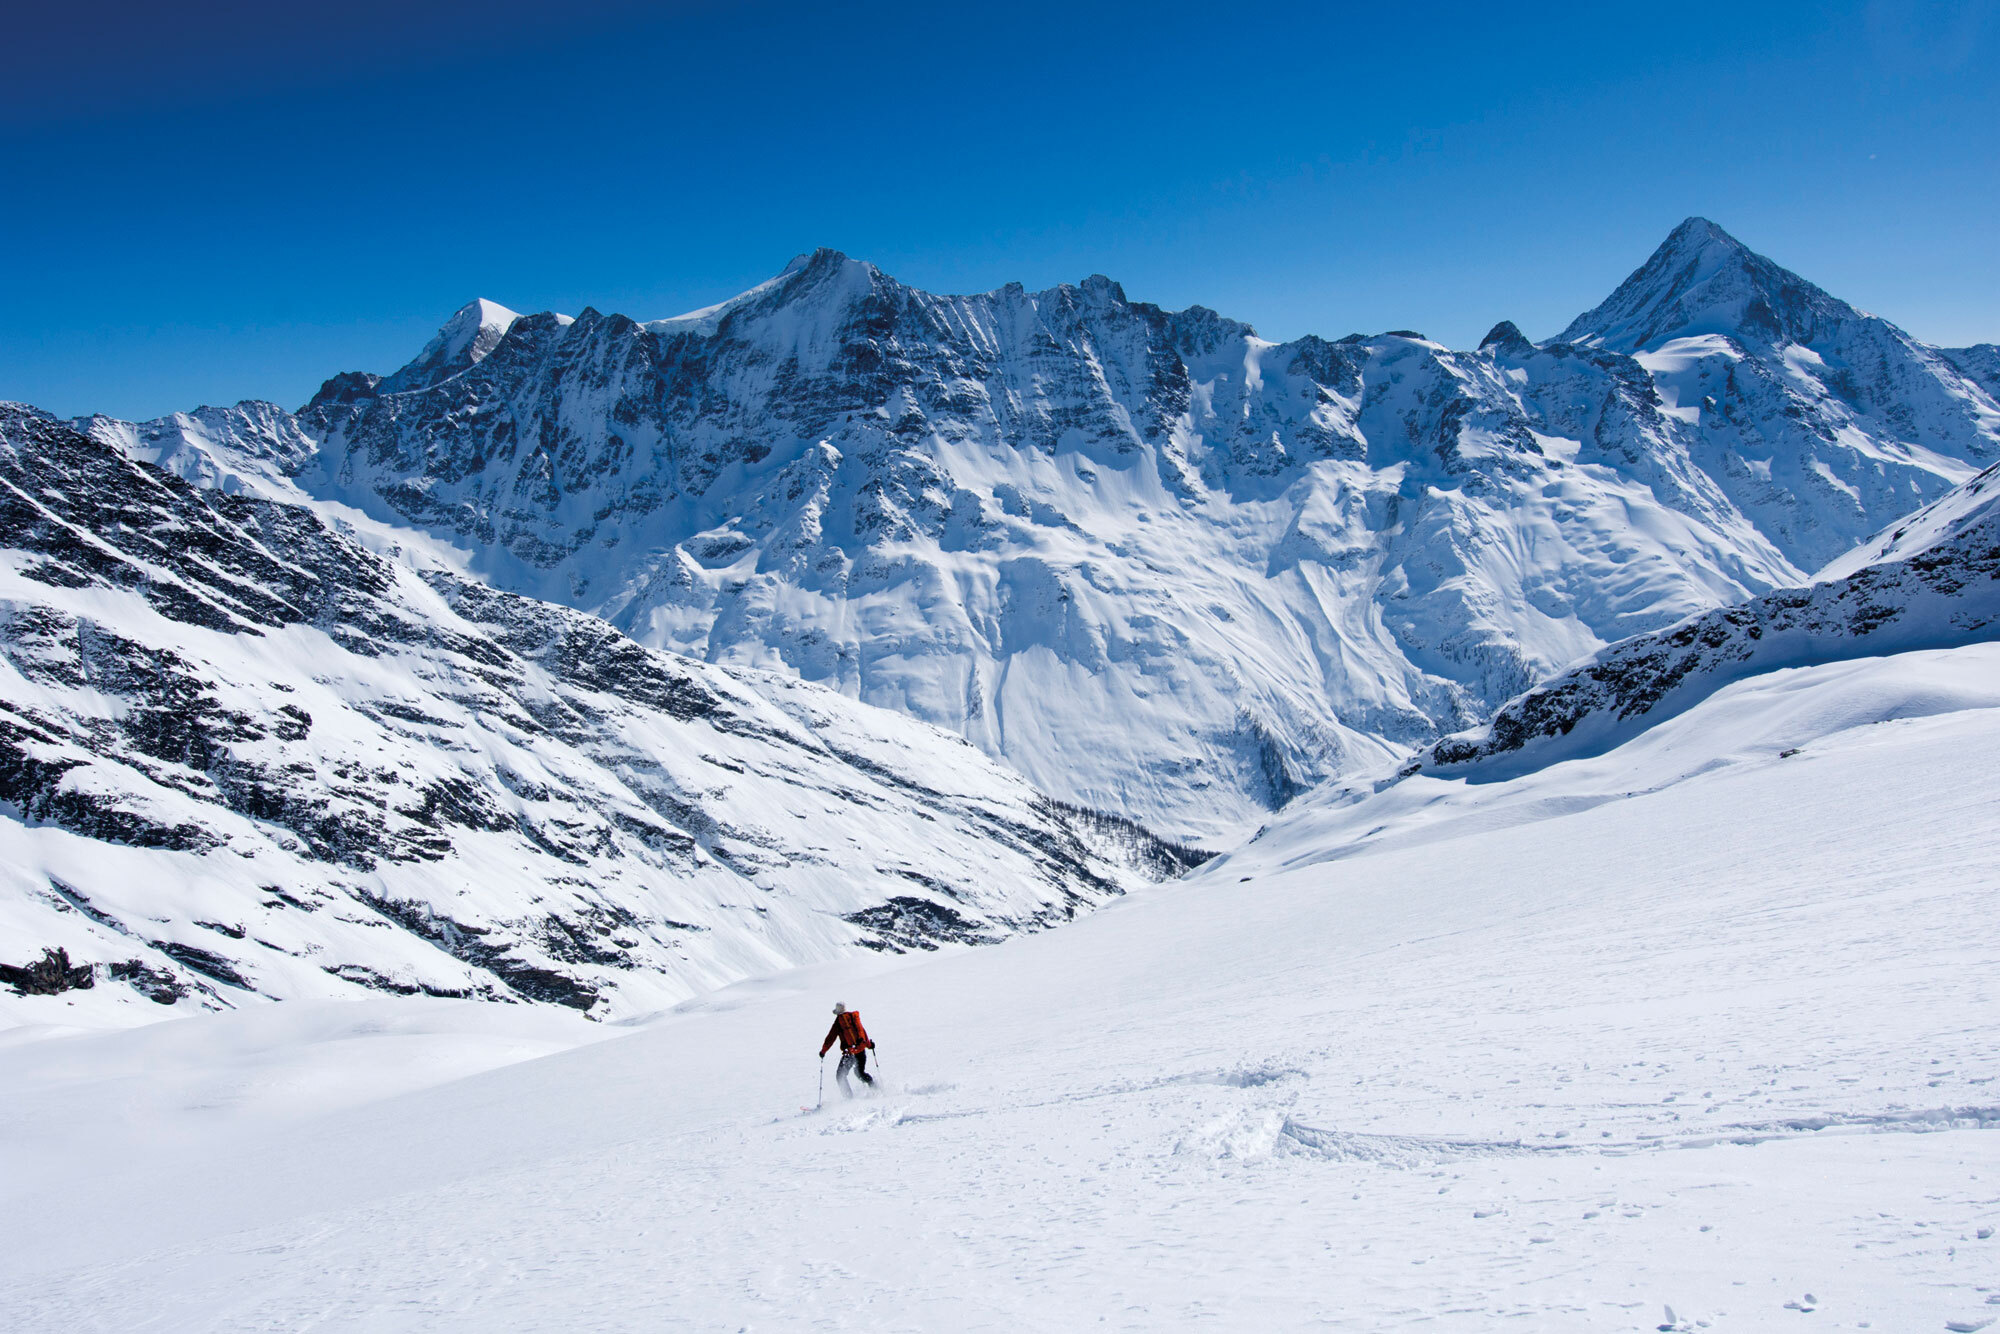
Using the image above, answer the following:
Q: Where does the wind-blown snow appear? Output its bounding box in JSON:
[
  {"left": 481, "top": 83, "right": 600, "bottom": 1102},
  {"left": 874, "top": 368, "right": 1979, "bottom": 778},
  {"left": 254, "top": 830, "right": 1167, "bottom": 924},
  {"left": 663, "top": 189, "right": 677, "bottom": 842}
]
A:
[{"left": 2, "top": 640, "right": 1995, "bottom": 1330}]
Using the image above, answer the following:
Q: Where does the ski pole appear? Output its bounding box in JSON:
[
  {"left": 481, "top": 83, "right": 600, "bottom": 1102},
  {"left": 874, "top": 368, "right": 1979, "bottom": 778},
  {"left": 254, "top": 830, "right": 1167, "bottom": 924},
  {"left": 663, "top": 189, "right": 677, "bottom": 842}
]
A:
[{"left": 817, "top": 1056, "right": 825, "bottom": 1107}]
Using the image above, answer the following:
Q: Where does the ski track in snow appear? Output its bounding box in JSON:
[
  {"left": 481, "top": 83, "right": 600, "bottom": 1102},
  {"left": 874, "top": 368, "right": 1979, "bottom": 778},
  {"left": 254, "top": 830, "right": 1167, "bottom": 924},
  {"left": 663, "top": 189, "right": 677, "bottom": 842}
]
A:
[{"left": 2, "top": 646, "right": 1998, "bottom": 1329}]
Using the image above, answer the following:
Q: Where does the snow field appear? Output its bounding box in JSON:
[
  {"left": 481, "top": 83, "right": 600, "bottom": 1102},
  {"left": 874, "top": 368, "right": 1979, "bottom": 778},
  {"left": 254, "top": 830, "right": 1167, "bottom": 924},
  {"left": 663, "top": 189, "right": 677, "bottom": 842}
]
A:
[{"left": 1, "top": 646, "right": 1997, "bottom": 1329}]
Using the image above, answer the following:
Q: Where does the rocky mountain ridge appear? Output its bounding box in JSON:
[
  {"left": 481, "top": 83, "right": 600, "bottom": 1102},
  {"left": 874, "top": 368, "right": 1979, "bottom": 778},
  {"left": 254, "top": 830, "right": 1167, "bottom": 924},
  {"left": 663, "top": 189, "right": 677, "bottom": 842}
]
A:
[{"left": 77, "top": 220, "right": 2000, "bottom": 839}]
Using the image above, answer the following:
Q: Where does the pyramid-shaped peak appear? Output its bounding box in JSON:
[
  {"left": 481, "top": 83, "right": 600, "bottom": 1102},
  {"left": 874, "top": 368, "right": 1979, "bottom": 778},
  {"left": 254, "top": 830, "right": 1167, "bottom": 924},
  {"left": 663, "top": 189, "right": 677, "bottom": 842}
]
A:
[
  {"left": 1665, "top": 215, "right": 1742, "bottom": 249},
  {"left": 440, "top": 299, "right": 521, "bottom": 359},
  {"left": 375, "top": 298, "right": 522, "bottom": 393},
  {"left": 1479, "top": 319, "right": 1532, "bottom": 353},
  {"left": 1556, "top": 218, "right": 1853, "bottom": 353}
]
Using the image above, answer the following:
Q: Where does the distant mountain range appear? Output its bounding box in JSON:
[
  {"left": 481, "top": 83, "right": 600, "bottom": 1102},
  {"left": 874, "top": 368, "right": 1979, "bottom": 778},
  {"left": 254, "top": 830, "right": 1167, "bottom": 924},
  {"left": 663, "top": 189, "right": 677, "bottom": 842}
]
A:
[{"left": 77, "top": 219, "right": 1995, "bottom": 842}]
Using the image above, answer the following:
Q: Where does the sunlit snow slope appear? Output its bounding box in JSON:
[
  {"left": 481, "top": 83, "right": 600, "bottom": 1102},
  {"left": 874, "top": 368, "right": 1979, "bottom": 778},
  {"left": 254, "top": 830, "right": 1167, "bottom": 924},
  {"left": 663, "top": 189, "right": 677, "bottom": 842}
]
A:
[
  {"left": 1409, "top": 458, "right": 2000, "bottom": 779},
  {"left": 3, "top": 640, "right": 1995, "bottom": 1330},
  {"left": 0, "top": 406, "right": 1199, "bottom": 1022},
  {"left": 87, "top": 219, "right": 1999, "bottom": 839}
]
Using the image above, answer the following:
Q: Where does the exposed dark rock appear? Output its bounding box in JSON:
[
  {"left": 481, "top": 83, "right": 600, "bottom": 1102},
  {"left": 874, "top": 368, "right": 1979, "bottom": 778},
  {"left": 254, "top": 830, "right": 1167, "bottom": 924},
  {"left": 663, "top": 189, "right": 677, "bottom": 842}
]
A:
[
  {"left": 152, "top": 941, "right": 254, "bottom": 990},
  {"left": 0, "top": 946, "right": 95, "bottom": 996},
  {"left": 845, "top": 896, "right": 1002, "bottom": 952},
  {"left": 108, "top": 958, "right": 187, "bottom": 1004}
]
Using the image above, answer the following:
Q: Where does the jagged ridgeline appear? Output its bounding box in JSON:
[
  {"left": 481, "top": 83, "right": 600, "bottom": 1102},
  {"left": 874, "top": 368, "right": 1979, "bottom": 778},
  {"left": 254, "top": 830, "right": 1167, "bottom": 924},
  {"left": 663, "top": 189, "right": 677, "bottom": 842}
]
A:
[
  {"left": 92, "top": 219, "right": 2000, "bottom": 841},
  {"left": 0, "top": 407, "right": 1206, "bottom": 1018}
]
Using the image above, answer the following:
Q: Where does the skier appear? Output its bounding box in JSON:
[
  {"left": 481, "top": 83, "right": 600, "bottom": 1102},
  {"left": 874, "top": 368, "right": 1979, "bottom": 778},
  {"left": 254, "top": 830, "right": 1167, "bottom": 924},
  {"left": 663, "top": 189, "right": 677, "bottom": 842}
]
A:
[{"left": 819, "top": 1001, "right": 876, "bottom": 1096}]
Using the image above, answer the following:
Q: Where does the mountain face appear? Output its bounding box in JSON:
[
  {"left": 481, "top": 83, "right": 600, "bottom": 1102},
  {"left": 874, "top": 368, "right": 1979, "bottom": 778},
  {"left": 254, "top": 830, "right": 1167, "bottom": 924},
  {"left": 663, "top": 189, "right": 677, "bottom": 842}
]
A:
[
  {"left": 1940, "top": 343, "right": 2000, "bottom": 402},
  {"left": 1558, "top": 217, "right": 1999, "bottom": 568},
  {"left": 87, "top": 221, "right": 2000, "bottom": 841},
  {"left": 1415, "top": 458, "right": 2000, "bottom": 779},
  {"left": 0, "top": 405, "right": 1201, "bottom": 1021}
]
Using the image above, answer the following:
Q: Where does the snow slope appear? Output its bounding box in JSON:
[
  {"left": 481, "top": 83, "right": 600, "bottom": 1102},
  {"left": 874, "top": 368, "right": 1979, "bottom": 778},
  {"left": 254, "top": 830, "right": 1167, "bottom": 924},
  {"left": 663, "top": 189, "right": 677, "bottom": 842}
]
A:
[
  {"left": 89, "top": 219, "right": 1997, "bottom": 840},
  {"left": 2, "top": 641, "right": 1995, "bottom": 1330},
  {"left": 1407, "top": 458, "right": 2000, "bottom": 779},
  {"left": 0, "top": 404, "right": 1199, "bottom": 1025}
]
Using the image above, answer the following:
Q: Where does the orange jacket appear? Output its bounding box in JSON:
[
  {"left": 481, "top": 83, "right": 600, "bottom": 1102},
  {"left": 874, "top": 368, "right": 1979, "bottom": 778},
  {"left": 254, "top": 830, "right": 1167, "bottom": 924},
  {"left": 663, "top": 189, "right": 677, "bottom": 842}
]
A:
[{"left": 821, "top": 1010, "right": 873, "bottom": 1056}]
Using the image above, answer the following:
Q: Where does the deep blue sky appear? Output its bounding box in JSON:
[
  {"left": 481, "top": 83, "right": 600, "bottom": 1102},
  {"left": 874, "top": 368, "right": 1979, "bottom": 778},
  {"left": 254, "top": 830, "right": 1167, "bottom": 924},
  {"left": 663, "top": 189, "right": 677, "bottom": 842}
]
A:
[{"left": 4, "top": 0, "right": 1996, "bottom": 421}]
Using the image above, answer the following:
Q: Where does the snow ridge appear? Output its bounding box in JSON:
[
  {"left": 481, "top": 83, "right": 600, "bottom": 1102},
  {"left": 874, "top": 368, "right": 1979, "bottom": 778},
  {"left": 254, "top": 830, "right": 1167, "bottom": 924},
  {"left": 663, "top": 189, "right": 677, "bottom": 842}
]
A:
[{"left": 1416, "top": 461, "right": 2000, "bottom": 778}]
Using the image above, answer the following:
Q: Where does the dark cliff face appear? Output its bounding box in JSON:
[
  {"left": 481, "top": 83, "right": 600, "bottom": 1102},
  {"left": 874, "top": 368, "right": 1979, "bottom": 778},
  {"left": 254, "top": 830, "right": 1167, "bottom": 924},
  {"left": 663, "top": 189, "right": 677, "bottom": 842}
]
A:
[{"left": 0, "top": 404, "right": 1201, "bottom": 1019}]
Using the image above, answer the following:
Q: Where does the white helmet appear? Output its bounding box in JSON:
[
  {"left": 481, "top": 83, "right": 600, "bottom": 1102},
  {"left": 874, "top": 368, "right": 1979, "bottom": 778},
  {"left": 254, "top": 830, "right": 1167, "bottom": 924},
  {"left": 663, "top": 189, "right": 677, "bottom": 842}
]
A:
[{"left": 832, "top": 1002, "right": 847, "bottom": 1014}]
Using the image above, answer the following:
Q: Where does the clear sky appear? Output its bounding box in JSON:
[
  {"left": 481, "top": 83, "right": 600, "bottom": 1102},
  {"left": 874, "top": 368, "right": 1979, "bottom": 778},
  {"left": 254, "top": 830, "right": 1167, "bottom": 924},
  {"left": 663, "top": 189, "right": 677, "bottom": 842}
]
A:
[{"left": 4, "top": 0, "right": 1996, "bottom": 421}]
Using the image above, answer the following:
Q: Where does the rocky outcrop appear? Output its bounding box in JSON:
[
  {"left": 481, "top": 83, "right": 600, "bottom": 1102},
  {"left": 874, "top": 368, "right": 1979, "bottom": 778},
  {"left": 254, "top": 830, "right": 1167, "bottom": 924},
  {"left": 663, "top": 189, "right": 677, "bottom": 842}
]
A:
[{"left": 0, "top": 947, "right": 94, "bottom": 996}]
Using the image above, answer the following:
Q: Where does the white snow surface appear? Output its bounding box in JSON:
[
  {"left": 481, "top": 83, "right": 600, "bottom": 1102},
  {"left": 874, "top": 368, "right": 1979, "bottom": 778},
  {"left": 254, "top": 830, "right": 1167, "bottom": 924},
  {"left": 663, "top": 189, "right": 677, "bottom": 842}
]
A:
[
  {"left": 1, "top": 643, "right": 1995, "bottom": 1328},
  {"left": 89, "top": 221, "right": 1999, "bottom": 842},
  {"left": 1820, "top": 458, "right": 2000, "bottom": 580},
  {"left": 1403, "top": 454, "right": 2000, "bottom": 782}
]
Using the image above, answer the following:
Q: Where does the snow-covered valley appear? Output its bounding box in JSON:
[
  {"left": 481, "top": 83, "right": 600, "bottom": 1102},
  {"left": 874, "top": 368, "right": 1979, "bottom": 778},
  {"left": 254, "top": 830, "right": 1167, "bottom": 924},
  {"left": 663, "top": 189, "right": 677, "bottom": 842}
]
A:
[
  {"left": 3, "top": 214, "right": 1999, "bottom": 1330},
  {"left": 3, "top": 639, "right": 1995, "bottom": 1330}
]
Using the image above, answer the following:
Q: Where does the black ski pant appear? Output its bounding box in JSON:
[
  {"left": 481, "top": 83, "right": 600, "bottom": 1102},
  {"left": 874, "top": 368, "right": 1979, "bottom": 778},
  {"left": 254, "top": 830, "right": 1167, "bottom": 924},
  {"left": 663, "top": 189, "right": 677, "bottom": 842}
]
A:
[{"left": 836, "top": 1050, "right": 874, "bottom": 1095}]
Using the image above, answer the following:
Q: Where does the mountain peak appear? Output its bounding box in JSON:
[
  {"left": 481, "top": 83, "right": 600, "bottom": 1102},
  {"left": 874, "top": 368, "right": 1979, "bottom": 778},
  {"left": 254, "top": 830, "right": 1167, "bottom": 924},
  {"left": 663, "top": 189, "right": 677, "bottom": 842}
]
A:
[
  {"left": 1556, "top": 218, "right": 1850, "bottom": 353},
  {"left": 433, "top": 299, "right": 520, "bottom": 364},
  {"left": 795, "top": 246, "right": 853, "bottom": 270},
  {"left": 377, "top": 298, "right": 521, "bottom": 393},
  {"left": 645, "top": 249, "right": 882, "bottom": 337},
  {"left": 1663, "top": 214, "right": 1740, "bottom": 251},
  {"left": 1479, "top": 320, "right": 1531, "bottom": 353}
]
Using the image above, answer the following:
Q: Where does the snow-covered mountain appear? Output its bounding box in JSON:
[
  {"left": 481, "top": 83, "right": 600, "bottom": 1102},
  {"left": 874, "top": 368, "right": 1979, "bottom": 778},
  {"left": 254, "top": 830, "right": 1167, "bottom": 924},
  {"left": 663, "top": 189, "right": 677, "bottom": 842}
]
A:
[
  {"left": 0, "top": 405, "right": 1201, "bottom": 1022},
  {"left": 1409, "top": 458, "right": 2000, "bottom": 778},
  {"left": 80, "top": 220, "right": 2000, "bottom": 841},
  {"left": 1556, "top": 218, "right": 1998, "bottom": 566}
]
